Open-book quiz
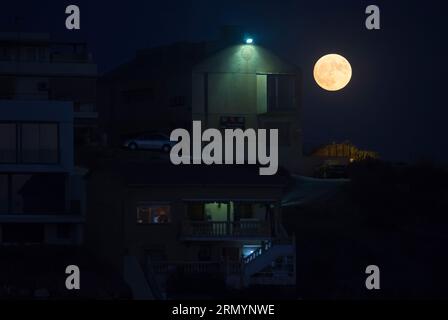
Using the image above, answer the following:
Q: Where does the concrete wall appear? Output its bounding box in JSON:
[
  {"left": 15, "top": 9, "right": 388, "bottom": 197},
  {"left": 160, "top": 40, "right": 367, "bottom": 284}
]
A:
[{"left": 192, "top": 45, "right": 303, "bottom": 173}]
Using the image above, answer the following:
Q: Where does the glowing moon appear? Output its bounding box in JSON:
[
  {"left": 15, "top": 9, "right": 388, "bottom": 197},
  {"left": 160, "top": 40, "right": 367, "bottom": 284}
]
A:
[{"left": 313, "top": 54, "right": 352, "bottom": 91}]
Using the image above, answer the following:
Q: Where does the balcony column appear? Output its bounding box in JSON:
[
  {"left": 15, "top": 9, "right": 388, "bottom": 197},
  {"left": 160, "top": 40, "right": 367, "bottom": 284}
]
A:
[{"left": 226, "top": 202, "right": 231, "bottom": 235}]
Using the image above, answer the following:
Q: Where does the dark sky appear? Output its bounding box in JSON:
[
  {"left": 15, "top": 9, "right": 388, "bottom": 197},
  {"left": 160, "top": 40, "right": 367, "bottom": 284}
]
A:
[{"left": 1, "top": 0, "right": 447, "bottom": 164}]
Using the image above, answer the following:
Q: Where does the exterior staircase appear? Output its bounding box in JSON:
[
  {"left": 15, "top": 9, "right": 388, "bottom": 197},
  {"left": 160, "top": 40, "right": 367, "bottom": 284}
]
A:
[{"left": 242, "top": 236, "right": 295, "bottom": 286}]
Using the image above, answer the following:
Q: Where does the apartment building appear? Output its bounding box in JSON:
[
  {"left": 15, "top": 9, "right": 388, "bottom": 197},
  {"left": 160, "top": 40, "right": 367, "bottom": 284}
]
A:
[
  {"left": 87, "top": 162, "right": 296, "bottom": 299},
  {"left": 0, "top": 101, "right": 84, "bottom": 245},
  {"left": 0, "top": 32, "right": 92, "bottom": 245},
  {"left": 99, "top": 33, "right": 302, "bottom": 172},
  {"left": 0, "top": 32, "right": 98, "bottom": 146}
]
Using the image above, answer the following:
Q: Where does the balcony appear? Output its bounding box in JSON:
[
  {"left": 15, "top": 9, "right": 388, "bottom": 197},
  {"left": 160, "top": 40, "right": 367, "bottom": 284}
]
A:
[
  {"left": 181, "top": 220, "right": 271, "bottom": 240},
  {"left": 151, "top": 260, "right": 242, "bottom": 275},
  {"left": 0, "top": 59, "right": 97, "bottom": 77}
]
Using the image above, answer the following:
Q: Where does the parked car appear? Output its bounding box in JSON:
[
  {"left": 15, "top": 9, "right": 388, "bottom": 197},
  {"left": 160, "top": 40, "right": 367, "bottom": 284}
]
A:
[{"left": 123, "top": 133, "right": 175, "bottom": 152}]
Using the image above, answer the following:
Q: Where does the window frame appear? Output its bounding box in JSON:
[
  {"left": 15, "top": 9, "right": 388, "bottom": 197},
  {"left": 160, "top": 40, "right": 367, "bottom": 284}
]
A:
[
  {"left": 136, "top": 202, "right": 172, "bottom": 225},
  {"left": 0, "top": 121, "right": 60, "bottom": 165},
  {"left": 0, "top": 172, "right": 68, "bottom": 215},
  {"left": 0, "top": 122, "right": 18, "bottom": 164},
  {"left": 265, "top": 74, "right": 297, "bottom": 111}
]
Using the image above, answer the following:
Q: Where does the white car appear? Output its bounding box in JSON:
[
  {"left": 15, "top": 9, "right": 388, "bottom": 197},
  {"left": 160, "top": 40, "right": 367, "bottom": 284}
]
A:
[{"left": 123, "top": 133, "right": 175, "bottom": 152}]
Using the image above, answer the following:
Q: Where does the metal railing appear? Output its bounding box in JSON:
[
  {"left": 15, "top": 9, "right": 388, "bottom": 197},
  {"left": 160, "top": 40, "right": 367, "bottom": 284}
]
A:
[
  {"left": 181, "top": 220, "right": 271, "bottom": 238},
  {"left": 242, "top": 235, "right": 296, "bottom": 265},
  {"left": 151, "top": 261, "right": 242, "bottom": 275},
  {"left": 243, "top": 241, "right": 272, "bottom": 264}
]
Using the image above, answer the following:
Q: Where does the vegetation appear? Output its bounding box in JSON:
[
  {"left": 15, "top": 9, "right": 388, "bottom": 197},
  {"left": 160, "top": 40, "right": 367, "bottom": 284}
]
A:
[{"left": 283, "top": 160, "right": 448, "bottom": 299}]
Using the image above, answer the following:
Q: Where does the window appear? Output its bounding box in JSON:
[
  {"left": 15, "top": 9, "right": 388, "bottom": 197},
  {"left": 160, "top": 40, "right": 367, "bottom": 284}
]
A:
[
  {"left": 0, "top": 47, "right": 13, "bottom": 61},
  {"left": 137, "top": 204, "right": 171, "bottom": 224},
  {"left": 0, "top": 175, "right": 8, "bottom": 213},
  {"left": 267, "top": 75, "right": 296, "bottom": 111},
  {"left": 0, "top": 123, "right": 17, "bottom": 163},
  {"left": 11, "top": 174, "right": 66, "bottom": 214},
  {"left": 187, "top": 203, "right": 205, "bottom": 221},
  {"left": 0, "top": 174, "right": 66, "bottom": 215},
  {"left": 37, "top": 47, "right": 47, "bottom": 61},
  {"left": 21, "top": 123, "right": 58, "bottom": 163},
  {"left": 57, "top": 224, "right": 72, "bottom": 240},
  {"left": 169, "top": 95, "right": 186, "bottom": 107},
  {"left": 24, "top": 47, "right": 37, "bottom": 61},
  {"left": 0, "top": 123, "right": 58, "bottom": 164},
  {"left": 0, "top": 76, "right": 15, "bottom": 99}
]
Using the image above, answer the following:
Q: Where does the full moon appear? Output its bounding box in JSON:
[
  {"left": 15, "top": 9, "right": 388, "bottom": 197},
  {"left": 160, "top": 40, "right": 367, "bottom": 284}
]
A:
[{"left": 313, "top": 54, "right": 352, "bottom": 91}]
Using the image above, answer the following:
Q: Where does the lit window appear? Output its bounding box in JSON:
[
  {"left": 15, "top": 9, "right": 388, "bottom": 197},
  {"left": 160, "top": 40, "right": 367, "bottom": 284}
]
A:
[{"left": 137, "top": 204, "right": 171, "bottom": 224}]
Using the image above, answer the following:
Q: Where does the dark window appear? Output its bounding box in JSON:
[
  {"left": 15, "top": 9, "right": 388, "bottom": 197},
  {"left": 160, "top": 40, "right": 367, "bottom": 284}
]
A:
[
  {"left": 0, "top": 76, "right": 15, "bottom": 99},
  {"left": 0, "top": 47, "right": 13, "bottom": 61},
  {"left": 187, "top": 203, "right": 205, "bottom": 221},
  {"left": 267, "top": 75, "right": 296, "bottom": 111},
  {"left": 0, "top": 123, "right": 17, "bottom": 163},
  {"left": 0, "top": 175, "right": 8, "bottom": 213},
  {"left": 24, "top": 47, "right": 37, "bottom": 61},
  {"left": 11, "top": 174, "right": 66, "bottom": 214},
  {"left": 37, "top": 47, "right": 47, "bottom": 61},
  {"left": 169, "top": 95, "right": 186, "bottom": 107},
  {"left": 57, "top": 224, "right": 72, "bottom": 239},
  {"left": 21, "top": 123, "right": 58, "bottom": 163}
]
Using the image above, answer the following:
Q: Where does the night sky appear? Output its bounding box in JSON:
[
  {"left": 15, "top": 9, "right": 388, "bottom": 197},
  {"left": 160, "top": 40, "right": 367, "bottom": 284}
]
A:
[{"left": 1, "top": 0, "right": 446, "bottom": 164}]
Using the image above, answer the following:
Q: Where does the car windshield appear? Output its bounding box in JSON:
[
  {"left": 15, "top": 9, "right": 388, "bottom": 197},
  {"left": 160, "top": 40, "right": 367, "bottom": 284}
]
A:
[{"left": 143, "top": 134, "right": 167, "bottom": 140}]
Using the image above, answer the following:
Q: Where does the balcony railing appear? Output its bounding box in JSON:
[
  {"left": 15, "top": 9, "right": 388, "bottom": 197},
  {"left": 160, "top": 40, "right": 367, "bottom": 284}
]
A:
[
  {"left": 181, "top": 220, "right": 271, "bottom": 239},
  {"left": 151, "top": 261, "right": 242, "bottom": 275}
]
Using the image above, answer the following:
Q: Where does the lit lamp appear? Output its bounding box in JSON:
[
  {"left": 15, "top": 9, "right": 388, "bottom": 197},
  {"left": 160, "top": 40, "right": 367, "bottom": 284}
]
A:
[{"left": 245, "top": 38, "right": 254, "bottom": 44}]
